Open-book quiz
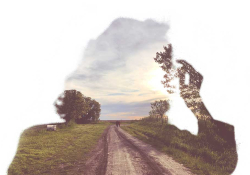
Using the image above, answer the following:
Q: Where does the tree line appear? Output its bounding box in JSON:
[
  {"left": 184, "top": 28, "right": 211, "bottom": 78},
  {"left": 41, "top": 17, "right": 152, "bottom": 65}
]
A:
[{"left": 54, "top": 90, "right": 101, "bottom": 124}]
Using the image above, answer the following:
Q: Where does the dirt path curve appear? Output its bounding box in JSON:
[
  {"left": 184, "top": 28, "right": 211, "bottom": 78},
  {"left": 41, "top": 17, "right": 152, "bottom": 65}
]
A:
[{"left": 84, "top": 125, "right": 194, "bottom": 175}]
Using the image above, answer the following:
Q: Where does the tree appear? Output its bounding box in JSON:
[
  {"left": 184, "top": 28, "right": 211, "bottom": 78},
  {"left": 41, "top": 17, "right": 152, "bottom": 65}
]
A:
[
  {"left": 76, "top": 98, "right": 101, "bottom": 123},
  {"left": 150, "top": 100, "right": 170, "bottom": 124},
  {"left": 54, "top": 90, "right": 89, "bottom": 123},
  {"left": 149, "top": 109, "right": 157, "bottom": 118},
  {"left": 153, "top": 44, "right": 177, "bottom": 94},
  {"left": 86, "top": 99, "right": 101, "bottom": 122}
]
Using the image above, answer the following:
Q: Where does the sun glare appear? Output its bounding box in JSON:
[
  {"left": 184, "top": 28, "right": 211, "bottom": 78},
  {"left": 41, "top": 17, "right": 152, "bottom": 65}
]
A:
[{"left": 148, "top": 68, "right": 169, "bottom": 96}]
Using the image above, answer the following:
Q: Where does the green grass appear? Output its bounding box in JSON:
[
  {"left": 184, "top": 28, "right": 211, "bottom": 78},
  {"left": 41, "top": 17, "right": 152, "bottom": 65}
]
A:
[
  {"left": 8, "top": 122, "right": 111, "bottom": 175},
  {"left": 122, "top": 118, "right": 237, "bottom": 175}
]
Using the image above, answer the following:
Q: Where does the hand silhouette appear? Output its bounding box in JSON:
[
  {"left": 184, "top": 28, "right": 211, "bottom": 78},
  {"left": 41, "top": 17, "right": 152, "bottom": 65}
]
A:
[
  {"left": 176, "top": 60, "right": 212, "bottom": 120},
  {"left": 177, "top": 59, "right": 203, "bottom": 90}
]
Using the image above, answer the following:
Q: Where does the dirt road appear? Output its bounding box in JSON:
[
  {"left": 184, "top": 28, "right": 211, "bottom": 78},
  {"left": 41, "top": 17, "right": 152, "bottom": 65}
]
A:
[{"left": 83, "top": 125, "right": 194, "bottom": 175}]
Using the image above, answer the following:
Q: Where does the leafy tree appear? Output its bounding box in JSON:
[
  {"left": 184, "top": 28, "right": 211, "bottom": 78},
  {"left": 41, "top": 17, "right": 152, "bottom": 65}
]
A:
[
  {"left": 149, "top": 109, "right": 163, "bottom": 122},
  {"left": 76, "top": 98, "right": 101, "bottom": 123},
  {"left": 154, "top": 44, "right": 177, "bottom": 94},
  {"left": 54, "top": 90, "right": 89, "bottom": 123},
  {"left": 87, "top": 99, "right": 101, "bottom": 122},
  {"left": 149, "top": 109, "right": 157, "bottom": 118},
  {"left": 150, "top": 100, "right": 170, "bottom": 124}
]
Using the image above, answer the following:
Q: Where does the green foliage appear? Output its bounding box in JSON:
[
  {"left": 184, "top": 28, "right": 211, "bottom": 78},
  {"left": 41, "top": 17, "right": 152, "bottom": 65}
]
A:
[
  {"left": 150, "top": 100, "right": 170, "bottom": 124},
  {"left": 54, "top": 90, "right": 101, "bottom": 123},
  {"left": 154, "top": 44, "right": 173, "bottom": 71},
  {"left": 153, "top": 44, "right": 177, "bottom": 94},
  {"left": 54, "top": 90, "right": 89, "bottom": 123},
  {"left": 79, "top": 98, "right": 101, "bottom": 123},
  {"left": 8, "top": 122, "right": 111, "bottom": 175},
  {"left": 122, "top": 119, "right": 237, "bottom": 175}
]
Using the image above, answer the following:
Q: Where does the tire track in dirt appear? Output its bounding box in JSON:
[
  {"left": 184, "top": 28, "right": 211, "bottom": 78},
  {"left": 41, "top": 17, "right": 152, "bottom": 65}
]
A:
[
  {"left": 84, "top": 125, "right": 194, "bottom": 175},
  {"left": 113, "top": 127, "right": 171, "bottom": 175},
  {"left": 105, "top": 126, "right": 161, "bottom": 175}
]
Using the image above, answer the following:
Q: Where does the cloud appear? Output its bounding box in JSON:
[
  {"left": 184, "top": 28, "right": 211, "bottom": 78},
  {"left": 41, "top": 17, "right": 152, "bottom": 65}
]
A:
[
  {"left": 108, "top": 93, "right": 128, "bottom": 96},
  {"left": 65, "top": 18, "right": 170, "bottom": 119}
]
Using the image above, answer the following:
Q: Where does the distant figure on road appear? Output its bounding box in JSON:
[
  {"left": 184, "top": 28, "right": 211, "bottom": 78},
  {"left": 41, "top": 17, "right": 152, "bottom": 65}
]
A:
[{"left": 116, "top": 121, "right": 121, "bottom": 127}]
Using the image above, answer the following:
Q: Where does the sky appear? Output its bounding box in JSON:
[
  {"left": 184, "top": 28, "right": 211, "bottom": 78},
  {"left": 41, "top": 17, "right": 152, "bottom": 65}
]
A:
[
  {"left": 1, "top": 0, "right": 250, "bottom": 174},
  {"left": 66, "top": 18, "right": 170, "bottom": 121}
]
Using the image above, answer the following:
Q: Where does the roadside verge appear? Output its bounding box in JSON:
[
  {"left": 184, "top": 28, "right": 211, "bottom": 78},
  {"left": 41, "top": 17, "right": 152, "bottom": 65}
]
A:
[{"left": 8, "top": 122, "right": 111, "bottom": 175}]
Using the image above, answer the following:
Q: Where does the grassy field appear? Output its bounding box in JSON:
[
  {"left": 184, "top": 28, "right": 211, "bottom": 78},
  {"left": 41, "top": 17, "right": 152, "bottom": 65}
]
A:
[
  {"left": 122, "top": 118, "right": 237, "bottom": 175},
  {"left": 8, "top": 122, "right": 111, "bottom": 175}
]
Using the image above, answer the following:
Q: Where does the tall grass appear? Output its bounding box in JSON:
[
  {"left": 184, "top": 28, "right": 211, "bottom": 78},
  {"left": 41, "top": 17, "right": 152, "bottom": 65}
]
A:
[{"left": 122, "top": 118, "right": 237, "bottom": 175}]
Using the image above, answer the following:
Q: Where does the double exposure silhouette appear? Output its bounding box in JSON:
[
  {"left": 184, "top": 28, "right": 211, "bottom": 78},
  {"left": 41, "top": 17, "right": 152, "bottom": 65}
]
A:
[
  {"left": 177, "top": 59, "right": 212, "bottom": 121},
  {"left": 154, "top": 44, "right": 238, "bottom": 174}
]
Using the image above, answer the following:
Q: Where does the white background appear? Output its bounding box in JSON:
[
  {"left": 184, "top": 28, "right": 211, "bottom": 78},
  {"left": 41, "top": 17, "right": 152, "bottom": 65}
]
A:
[{"left": 0, "top": 0, "right": 249, "bottom": 174}]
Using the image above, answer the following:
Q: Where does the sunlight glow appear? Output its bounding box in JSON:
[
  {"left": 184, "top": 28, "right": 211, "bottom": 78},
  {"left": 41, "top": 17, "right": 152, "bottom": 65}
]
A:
[{"left": 147, "top": 68, "right": 169, "bottom": 96}]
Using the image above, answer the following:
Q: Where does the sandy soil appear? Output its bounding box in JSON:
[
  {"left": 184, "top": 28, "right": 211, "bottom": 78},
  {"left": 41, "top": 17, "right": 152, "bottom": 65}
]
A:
[{"left": 84, "top": 125, "right": 194, "bottom": 175}]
